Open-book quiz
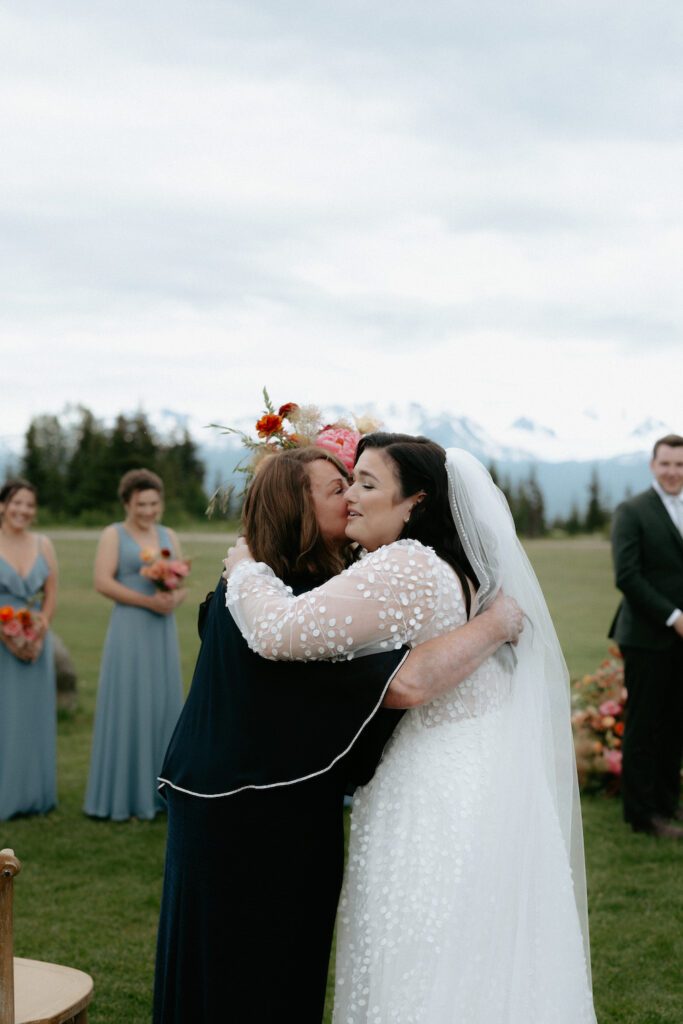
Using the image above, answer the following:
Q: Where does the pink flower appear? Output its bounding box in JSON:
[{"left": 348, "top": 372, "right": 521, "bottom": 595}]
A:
[
  {"left": 166, "top": 560, "right": 191, "bottom": 577},
  {"left": 603, "top": 749, "right": 623, "bottom": 776},
  {"left": 3, "top": 619, "right": 22, "bottom": 638},
  {"left": 599, "top": 700, "right": 622, "bottom": 717},
  {"left": 23, "top": 627, "right": 39, "bottom": 643},
  {"left": 315, "top": 427, "right": 361, "bottom": 472}
]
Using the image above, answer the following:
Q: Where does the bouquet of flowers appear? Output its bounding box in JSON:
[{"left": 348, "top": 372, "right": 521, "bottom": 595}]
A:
[
  {"left": 209, "top": 388, "right": 382, "bottom": 512},
  {"left": 0, "top": 600, "right": 45, "bottom": 662},
  {"left": 140, "top": 548, "right": 191, "bottom": 591},
  {"left": 571, "top": 645, "right": 626, "bottom": 793}
]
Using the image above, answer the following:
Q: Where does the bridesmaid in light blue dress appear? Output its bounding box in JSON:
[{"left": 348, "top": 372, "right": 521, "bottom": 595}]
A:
[
  {"left": 0, "top": 479, "right": 58, "bottom": 821},
  {"left": 84, "top": 469, "right": 185, "bottom": 821}
]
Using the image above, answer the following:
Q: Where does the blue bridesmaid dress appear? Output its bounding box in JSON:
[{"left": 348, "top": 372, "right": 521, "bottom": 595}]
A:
[
  {"left": 0, "top": 550, "right": 57, "bottom": 820},
  {"left": 83, "top": 524, "right": 184, "bottom": 821}
]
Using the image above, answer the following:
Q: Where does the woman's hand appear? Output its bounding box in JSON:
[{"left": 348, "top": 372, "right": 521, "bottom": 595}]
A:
[
  {"left": 1, "top": 633, "right": 40, "bottom": 663},
  {"left": 488, "top": 591, "right": 524, "bottom": 645},
  {"left": 222, "top": 537, "right": 253, "bottom": 580},
  {"left": 25, "top": 634, "right": 46, "bottom": 663},
  {"left": 147, "top": 589, "right": 184, "bottom": 616}
]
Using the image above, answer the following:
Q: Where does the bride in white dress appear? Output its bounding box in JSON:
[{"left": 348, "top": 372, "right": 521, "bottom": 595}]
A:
[{"left": 226, "top": 433, "right": 597, "bottom": 1024}]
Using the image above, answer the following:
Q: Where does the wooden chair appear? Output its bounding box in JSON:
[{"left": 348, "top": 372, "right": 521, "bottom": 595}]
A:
[{"left": 0, "top": 849, "right": 93, "bottom": 1024}]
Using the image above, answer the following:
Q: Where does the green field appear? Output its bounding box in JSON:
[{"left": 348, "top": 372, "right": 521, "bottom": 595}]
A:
[{"left": 2, "top": 533, "right": 681, "bottom": 1023}]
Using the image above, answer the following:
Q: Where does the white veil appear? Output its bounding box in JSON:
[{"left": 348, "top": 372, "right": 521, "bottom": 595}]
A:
[{"left": 445, "top": 448, "right": 592, "bottom": 980}]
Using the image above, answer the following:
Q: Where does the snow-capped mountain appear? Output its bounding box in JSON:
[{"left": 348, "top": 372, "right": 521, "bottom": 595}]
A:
[{"left": 198, "top": 404, "right": 667, "bottom": 520}]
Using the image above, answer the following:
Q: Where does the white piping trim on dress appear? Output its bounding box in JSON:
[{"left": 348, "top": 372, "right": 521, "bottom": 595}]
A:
[{"left": 157, "top": 647, "right": 411, "bottom": 799}]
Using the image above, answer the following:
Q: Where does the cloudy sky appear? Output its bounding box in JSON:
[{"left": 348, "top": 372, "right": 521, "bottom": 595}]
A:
[{"left": 2, "top": 0, "right": 681, "bottom": 456}]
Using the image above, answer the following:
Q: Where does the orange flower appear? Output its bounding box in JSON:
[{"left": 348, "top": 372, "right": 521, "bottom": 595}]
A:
[
  {"left": 0, "top": 606, "right": 15, "bottom": 623},
  {"left": 256, "top": 414, "right": 283, "bottom": 438},
  {"left": 16, "top": 609, "right": 33, "bottom": 627},
  {"left": 613, "top": 721, "right": 625, "bottom": 736},
  {"left": 140, "top": 546, "right": 156, "bottom": 563},
  {"left": 278, "top": 403, "right": 299, "bottom": 420}
]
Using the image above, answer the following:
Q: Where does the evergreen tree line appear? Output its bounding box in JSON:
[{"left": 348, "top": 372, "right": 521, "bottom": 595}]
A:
[
  {"left": 489, "top": 464, "right": 611, "bottom": 538},
  {"left": 18, "top": 407, "right": 208, "bottom": 522},
  {"left": 9, "top": 409, "right": 614, "bottom": 534}
]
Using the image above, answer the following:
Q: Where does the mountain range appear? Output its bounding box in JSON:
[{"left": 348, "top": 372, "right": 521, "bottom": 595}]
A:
[
  {"left": 198, "top": 405, "right": 670, "bottom": 521},
  {"left": 2, "top": 406, "right": 674, "bottom": 521}
]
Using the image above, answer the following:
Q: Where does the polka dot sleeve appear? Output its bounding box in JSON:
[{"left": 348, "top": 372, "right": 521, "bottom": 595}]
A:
[{"left": 226, "top": 541, "right": 447, "bottom": 661}]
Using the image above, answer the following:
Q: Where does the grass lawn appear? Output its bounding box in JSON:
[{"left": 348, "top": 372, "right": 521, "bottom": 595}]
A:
[{"left": 2, "top": 533, "right": 681, "bottom": 1023}]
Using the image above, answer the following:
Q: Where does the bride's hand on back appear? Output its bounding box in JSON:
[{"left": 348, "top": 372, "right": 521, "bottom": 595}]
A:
[
  {"left": 223, "top": 537, "right": 253, "bottom": 580},
  {"left": 489, "top": 591, "right": 524, "bottom": 646}
]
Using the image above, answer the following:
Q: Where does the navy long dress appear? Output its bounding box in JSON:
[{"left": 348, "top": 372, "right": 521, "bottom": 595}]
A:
[{"left": 153, "top": 578, "right": 406, "bottom": 1023}]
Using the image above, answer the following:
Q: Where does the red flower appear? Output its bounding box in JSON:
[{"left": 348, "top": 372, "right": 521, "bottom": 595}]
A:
[
  {"left": 0, "top": 606, "right": 15, "bottom": 623},
  {"left": 278, "top": 403, "right": 299, "bottom": 420},
  {"left": 16, "top": 609, "right": 33, "bottom": 627},
  {"left": 613, "top": 721, "right": 625, "bottom": 737},
  {"left": 160, "top": 548, "right": 172, "bottom": 558},
  {"left": 256, "top": 414, "right": 283, "bottom": 438}
]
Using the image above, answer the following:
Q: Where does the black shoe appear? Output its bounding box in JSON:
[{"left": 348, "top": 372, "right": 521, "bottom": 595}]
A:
[{"left": 633, "top": 816, "right": 683, "bottom": 838}]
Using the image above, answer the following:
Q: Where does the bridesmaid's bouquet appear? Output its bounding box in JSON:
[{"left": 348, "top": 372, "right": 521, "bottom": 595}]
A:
[
  {"left": 0, "top": 601, "right": 45, "bottom": 662},
  {"left": 140, "top": 548, "right": 191, "bottom": 592}
]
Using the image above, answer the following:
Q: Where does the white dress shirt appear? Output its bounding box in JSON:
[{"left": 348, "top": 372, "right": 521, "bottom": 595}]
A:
[{"left": 652, "top": 479, "right": 683, "bottom": 626}]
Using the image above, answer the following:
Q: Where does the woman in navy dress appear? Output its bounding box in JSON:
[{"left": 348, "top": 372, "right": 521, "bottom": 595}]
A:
[
  {"left": 0, "top": 478, "right": 58, "bottom": 820},
  {"left": 84, "top": 469, "right": 185, "bottom": 821}
]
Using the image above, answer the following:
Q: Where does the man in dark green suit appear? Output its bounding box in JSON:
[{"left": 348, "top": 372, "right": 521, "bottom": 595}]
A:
[{"left": 609, "top": 434, "right": 683, "bottom": 837}]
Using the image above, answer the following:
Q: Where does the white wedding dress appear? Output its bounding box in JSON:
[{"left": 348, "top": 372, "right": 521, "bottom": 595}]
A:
[{"left": 228, "top": 538, "right": 597, "bottom": 1023}]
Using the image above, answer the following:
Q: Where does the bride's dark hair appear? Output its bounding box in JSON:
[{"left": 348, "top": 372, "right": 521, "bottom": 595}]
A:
[{"left": 354, "top": 433, "right": 479, "bottom": 617}]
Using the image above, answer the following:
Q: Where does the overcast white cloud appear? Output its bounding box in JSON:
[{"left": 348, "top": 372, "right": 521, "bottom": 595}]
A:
[{"left": 1, "top": 0, "right": 681, "bottom": 452}]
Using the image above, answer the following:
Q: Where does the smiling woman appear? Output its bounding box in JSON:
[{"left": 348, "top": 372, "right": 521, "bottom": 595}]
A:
[
  {"left": 83, "top": 468, "right": 186, "bottom": 822},
  {"left": 225, "top": 434, "right": 597, "bottom": 1023},
  {"left": 0, "top": 478, "right": 58, "bottom": 820},
  {"left": 345, "top": 446, "right": 424, "bottom": 552}
]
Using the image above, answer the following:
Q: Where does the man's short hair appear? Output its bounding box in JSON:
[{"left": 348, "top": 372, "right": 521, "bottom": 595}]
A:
[{"left": 653, "top": 434, "right": 683, "bottom": 457}]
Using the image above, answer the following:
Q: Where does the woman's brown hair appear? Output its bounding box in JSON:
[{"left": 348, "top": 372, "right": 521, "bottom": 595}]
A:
[
  {"left": 0, "top": 478, "right": 37, "bottom": 506},
  {"left": 242, "top": 448, "right": 352, "bottom": 586},
  {"left": 117, "top": 468, "right": 164, "bottom": 504}
]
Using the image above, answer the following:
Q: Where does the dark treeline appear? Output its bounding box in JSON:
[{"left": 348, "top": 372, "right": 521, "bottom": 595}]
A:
[
  {"left": 19, "top": 407, "right": 208, "bottom": 523},
  {"left": 10, "top": 409, "right": 615, "bottom": 534},
  {"left": 489, "top": 463, "right": 611, "bottom": 538}
]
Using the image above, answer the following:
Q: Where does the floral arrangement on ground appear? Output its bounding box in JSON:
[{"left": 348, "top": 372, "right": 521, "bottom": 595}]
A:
[{"left": 571, "top": 645, "right": 626, "bottom": 794}]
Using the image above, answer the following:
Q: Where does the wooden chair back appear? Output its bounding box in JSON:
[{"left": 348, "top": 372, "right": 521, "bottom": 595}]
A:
[{"left": 0, "top": 849, "right": 93, "bottom": 1024}]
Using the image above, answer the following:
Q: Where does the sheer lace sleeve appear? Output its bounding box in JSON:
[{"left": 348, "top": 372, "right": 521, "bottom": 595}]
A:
[{"left": 226, "top": 540, "right": 447, "bottom": 661}]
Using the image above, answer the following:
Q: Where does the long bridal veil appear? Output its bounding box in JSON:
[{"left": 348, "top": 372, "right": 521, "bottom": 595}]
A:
[{"left": 445, "top": 447, "right": 592, "bottom": 980}]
